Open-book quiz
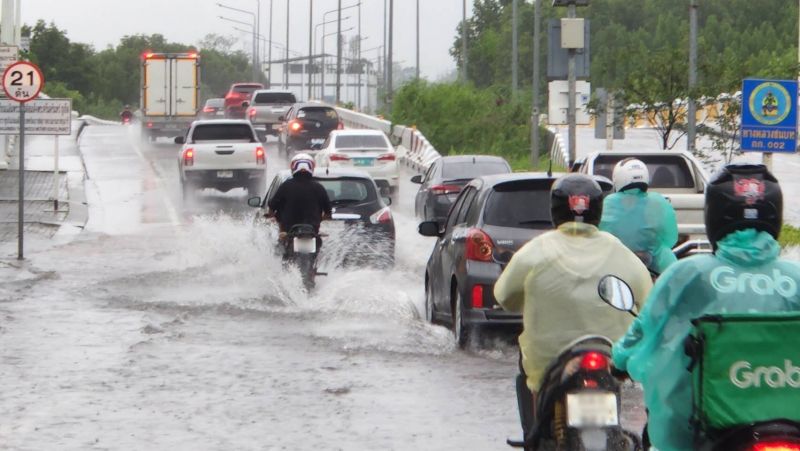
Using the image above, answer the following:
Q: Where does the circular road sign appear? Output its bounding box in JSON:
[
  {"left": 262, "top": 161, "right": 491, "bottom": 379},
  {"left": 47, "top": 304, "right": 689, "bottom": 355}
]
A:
[{"left": 2, "top": 61, "right": 44, "bottom": 103}]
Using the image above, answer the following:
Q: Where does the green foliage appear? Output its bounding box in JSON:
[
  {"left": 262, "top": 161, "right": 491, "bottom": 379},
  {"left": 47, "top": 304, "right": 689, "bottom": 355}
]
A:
[
  {"left": 780, "top": 225, "right": 800, "bottom": 248},
  {"left": 392, "top": 80, "right": 549, "bottom": 170},
  {"left": 24, "top": 21, "right": 258, "bottom": 120}
]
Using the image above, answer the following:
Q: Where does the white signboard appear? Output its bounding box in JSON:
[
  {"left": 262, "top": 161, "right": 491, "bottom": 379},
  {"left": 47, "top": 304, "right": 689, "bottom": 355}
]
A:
[
  {"left": 0, "top": 46, "right": 17, "bottom": 80},
  {"left": 0, "top": 98, "right": 72, "bottom": 135}
]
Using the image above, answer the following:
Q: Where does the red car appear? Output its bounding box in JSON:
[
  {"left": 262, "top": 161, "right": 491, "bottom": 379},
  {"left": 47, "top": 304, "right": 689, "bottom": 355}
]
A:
[{"left": 224, "top": 83, "right": 264, "bottom": 119}]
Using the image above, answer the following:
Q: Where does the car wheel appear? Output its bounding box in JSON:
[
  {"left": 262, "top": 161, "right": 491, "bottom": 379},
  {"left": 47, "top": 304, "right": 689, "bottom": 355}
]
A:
[
  {"left": 452, "top": 287, "right": 471, "bottom": 348},
  {"left": 425, "top": 278, "right": 435, "bottom": 323}
]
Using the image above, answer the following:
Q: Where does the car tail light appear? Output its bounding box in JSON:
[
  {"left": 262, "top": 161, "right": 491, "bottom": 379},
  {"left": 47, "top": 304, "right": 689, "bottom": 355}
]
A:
[
  {"left": 377, "top": 153, "right": 396, "bottom": 162},
  {"left": 202, "top": 106, "right": 214, "bottom": 113},
  {"left": 146, "top": 122, "right": 153, "bottom": 128},
  {"left": 369, "top": 207, "right": 392, "bottom": 224},
  {"left": 337, "top": 121, "right": 344, "bottom": 130},
  {"left": 580, "top": 352, "right": 609, "bottom": 371},
  {"left": 465, "top": 228, "right": 493, "bottom": 262},
  {"left": 183, "top": 148, "right": 194, "bottom": 166},
  {"left": 255, "top": 146, "right": 265, "bottom": 164},
  {"left": 248, "top": 108, "right": 256, "bottom": 118},
  {"left": 289, "top": 120, "right": 302, "bottom": 132},
  {"left": 752, "top": 442, "right": 800, "bottom": 451},
  {"left": 329, "top": 153, "right": 350, "bottom": 161},
  {"left": 431, "top": 184, "right": 461, "bottom": 195},
  {"left": 471, "top": 285, "right": 484, "bottom": 308},
  {"left": 143, "top": 51, "right": 155, "bottom": 59}
]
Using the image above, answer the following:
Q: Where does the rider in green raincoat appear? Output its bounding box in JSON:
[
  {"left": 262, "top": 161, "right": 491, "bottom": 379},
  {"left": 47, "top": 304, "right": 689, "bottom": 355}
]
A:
[
  {"left": 600, "top": 158, "right": 678, "bottom": 274},
  {"left": 612, "top": 164, "right": 800, "bottom": 451}
]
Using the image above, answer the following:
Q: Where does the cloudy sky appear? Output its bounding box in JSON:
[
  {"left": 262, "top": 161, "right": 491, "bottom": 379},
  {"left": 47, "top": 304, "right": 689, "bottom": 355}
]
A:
[{"left": 21, "top": 0, "right": 469, "bottom": 80}]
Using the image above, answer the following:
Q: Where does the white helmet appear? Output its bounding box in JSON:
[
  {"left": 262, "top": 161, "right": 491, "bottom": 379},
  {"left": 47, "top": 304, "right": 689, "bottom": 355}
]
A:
[
  {"left": 612, "top": 158, "right": 650, "bottom": 192},
  {"left": 290, "top": 153, "right": 315, "bottom": 176}
]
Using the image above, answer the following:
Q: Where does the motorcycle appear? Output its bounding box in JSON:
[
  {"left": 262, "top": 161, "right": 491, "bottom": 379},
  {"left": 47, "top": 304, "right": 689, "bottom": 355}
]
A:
[
  {"left": 598, "top": 275, "right": 800, "bottom": 451},
  {"left": 281, "top": 223, "right": 322, "bottom": 290},
  {"left": 507, "top": 333, "right": 641, "bottom": 451}
]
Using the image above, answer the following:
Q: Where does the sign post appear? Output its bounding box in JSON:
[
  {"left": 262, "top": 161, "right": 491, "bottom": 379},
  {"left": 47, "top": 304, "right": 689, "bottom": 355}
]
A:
[
  {"left": 741, "top": 79, "right": 799, "bottom": 171},
  {"left": 2, "top": 61, "right": 44, "bottom": 260}
]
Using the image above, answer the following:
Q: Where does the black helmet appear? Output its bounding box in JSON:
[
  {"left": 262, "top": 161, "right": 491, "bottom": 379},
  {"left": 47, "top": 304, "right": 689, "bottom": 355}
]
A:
[
  {"left": 551, "top": 174, "right": 604, "bottom": 227},
  {"left": 704, "top": 164, "right": 782, "bottom": 249}
]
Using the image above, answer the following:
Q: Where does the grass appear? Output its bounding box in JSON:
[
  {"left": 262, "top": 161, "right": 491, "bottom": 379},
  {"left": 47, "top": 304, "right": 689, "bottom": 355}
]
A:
[
  {"left": 780, "top": 224, "right": 800, "bottom": 248},
  {"left": 508, "top": 153, "right": 568, "bottom": 173}
]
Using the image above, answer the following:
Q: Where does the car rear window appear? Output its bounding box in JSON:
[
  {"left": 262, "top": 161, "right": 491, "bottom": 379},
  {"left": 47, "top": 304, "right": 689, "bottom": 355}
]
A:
[
  {"left": 317, "top": 178, "right": 373, "bottom": 203},
  {"left": 233, "top": 84, "right": 263, "bottom": 94},
  {"left": 253, "top": 92, "right": 296, "bottom": 104},
  {"left": 442, "top": 160, "right": 511, "bottom": 180},
  {"left": 298, "top": 107, "right": 339, "bottom": 123},
  {"left": 192, "top": 124, "right": 255, "bottom": 142},
  {"left": 205, "top": 98, "right": 224, "bottom": 107},
  {"left": 593, "top": 155, "right": 695, "bottom": 189},
  {"left": 335, "top": 134, "right": 389, "bottom": 149},
  {"left": 484, "top": 179, "right": 554, "bottom": 229}
]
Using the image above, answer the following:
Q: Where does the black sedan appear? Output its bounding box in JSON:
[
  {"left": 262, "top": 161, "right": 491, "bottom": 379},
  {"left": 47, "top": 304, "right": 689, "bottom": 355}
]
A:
[
  {"left": 418, "top": 173, "right": 558, "bottom": 347},
  {"left": 411, "top": 155, "right": 511, "bottom": 224},
  {"left": 255, "top": 168, "right": 395, "bottom": 267}
]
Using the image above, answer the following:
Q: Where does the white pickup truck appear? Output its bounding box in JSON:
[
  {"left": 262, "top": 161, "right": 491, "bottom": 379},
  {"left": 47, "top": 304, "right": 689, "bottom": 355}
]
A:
[
  {"left": 573, "top": 150, "right": 709, "bottom": 241},
  {"left": 176, "top": 120, "right": 267, "bottom": 200}
]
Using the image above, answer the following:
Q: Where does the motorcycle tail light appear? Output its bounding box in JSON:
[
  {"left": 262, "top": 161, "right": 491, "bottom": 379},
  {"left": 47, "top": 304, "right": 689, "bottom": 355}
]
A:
[
  {"left": 580, "top": 352, "right": 609, "bottom": 371},
  {"left": 752, "top": 442, "right": 800, "bottom": 451}
]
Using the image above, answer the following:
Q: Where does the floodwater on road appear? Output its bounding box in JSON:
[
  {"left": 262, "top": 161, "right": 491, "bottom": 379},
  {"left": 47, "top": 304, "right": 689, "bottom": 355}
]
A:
[{"left": 0, "top": 125, "right": 644, "bottom": 450}]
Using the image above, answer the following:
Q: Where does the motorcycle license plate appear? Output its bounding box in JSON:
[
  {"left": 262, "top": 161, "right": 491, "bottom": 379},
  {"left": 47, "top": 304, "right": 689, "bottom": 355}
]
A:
[
  {"left": 217, "top": 170, "right": 234, "bottom": 178},
  {"left": 566, "top": 392, "right": 619, "bottom": 427},
  {"left": 293, "top": 237, "right": 316, "bottom": 253}
]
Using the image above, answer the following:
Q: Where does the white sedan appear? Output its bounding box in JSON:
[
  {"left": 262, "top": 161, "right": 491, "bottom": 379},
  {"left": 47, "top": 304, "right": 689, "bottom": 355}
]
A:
[{"left": 315, "top": 130, "right": 398, "bottom": 193}]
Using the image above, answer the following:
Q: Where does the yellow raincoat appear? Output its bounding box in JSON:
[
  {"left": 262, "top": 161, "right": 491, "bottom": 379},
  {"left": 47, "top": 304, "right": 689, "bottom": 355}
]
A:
[{"left": 494, "top": 222, "right": 652, "bottom": 390}]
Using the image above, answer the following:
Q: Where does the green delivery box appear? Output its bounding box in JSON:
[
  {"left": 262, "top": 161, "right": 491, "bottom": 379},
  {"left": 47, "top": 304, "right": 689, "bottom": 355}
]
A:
[{"left": 689, "top": 313, "right": 800, "bottom": 432}]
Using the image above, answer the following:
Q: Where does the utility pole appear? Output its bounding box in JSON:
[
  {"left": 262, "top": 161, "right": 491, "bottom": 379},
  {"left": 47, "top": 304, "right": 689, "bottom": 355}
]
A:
[
  {"left": 512, "top": 0, "right": 518, "bottom": 97},
  {"left": 416, "top": 0, "right": 420, "bottom": 80},
  {"left": 358, "top": 2, "right": 363, "bottom": 109},
  {"left": 284, "top": 0, "right": 290, "bottom": 89},
  {"left": 383, "top": 0, "right": 388, "bottom": 96},
  {"left": 268, "top": 0, "right": 273, "bottom": 86},
  {"left": 688, "top": 0, "right": 698, "bottom": 152},
  {"left": 308, "top": 0, "right": 314, "bottom": 99},
  {"left": 461, "top": 0, "right": 468, "bottom": 83},
  {"left": 256, "top": 0, "right": 261, "bottom": 79},
  {"left": 336, "top": 0, "right": 342, "bottom": 104},
  {"left": 530, "top": 0, "right": 541, "bottom": 167},
  {"left": 387, "top": 0, "right": 394, "bottom": 110},
  {"left": 567, "top": 3, "right": 577, "bottom": 166}
]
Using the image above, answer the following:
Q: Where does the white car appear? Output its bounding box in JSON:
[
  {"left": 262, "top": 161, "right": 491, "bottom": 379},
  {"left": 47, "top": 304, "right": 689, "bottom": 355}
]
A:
[
  {"left": 176, "top": 119, "right": 267, "bottom": 200},
  {"left": 315, "top": 129, "right": 398, "bottom": 193}
]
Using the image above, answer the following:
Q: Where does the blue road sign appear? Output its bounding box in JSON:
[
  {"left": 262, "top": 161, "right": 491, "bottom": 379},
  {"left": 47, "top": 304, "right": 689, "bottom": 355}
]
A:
[{"left": 741, "top": 79, "right": 798, "bottom": 153}]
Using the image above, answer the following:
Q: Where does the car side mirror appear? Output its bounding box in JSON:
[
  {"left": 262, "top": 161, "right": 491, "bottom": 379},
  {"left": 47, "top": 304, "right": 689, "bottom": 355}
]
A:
[
  {"left": 247, "top": 196, "right": 262, "bottom": 208},
  {"left": 410, "top": 175, "right": 423, "bottom": 184},
  {"left": 278, "top": 115, "right": 285, "bottom": 122},
  {"left": 310, "top": 142, "right": 323, "bottom": 150},
  {"left": 418, "top": 221, "right": 442, "bottom": 237},
  {"left": 598, "top": 275, "right": 636, "bottom": 315},
  {"left": 174, "top": 136, "right": 185, "bottom": 144},
  {"left": 241, "top": 101, "right": 250, "bottom": 108},
  {"left": 382, "top": 196, "right": 392, "bottom": 206}
]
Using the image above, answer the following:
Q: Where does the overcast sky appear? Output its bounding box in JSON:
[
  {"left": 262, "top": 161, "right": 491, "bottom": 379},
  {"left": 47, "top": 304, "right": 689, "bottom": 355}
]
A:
[{"left": 21, "top": 0, "right": 470, "bottom": 80}]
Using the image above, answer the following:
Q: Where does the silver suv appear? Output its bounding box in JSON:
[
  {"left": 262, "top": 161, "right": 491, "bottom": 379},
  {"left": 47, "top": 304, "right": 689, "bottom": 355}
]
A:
[{"left": 244, "top": 90, "right": 297, "bottom": 136}]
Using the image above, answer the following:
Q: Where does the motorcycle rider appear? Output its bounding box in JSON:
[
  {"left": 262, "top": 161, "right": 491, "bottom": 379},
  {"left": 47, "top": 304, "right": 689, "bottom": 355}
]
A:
[
  {"left": 120, "top": 105, "right": 134, "bottom": 122},
  {"left": 267, "top": 153, "right": 332, "bottom": 237},
  {"left": 599, "top": 158, "right": 678, "bottom": 274},
  {"left": 612, "top": 164, "right": 800, "bottom": 451},
  {"left": 494, "top": 173, "right": 652, "bottom": 428}
]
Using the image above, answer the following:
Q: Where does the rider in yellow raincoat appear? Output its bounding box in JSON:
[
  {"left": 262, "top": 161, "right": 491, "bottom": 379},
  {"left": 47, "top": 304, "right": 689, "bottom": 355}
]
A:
[{"left": 495, "top": 174, "right": 652, "bottom": 391}]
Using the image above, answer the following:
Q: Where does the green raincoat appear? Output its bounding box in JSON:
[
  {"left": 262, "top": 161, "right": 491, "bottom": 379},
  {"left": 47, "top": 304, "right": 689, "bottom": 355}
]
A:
[
  {"left": 599, "top": 188, "right": 678, "bottom": 274},
  {"left": 494, "top": 222, "right": 652, "bottom": 390},
  {"left": 613, "top": 229, "right": 800, "bottom": 451}
]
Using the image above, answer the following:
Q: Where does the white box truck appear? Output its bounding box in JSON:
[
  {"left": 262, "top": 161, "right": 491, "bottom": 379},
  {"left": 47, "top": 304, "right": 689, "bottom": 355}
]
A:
[{"left": 140, "top": 52, "right": 200, "bottom": 142}]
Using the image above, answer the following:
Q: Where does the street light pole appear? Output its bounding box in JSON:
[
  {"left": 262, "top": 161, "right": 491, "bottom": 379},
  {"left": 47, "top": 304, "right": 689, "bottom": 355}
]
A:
[
  {"left": 336, "top": 0, "right": 343, "bottom": 104},
  {"left": 285, "top": 0, "right": 290, "bottom": 89},
  {"left": 308, "top": 0, "right": 314, "bottom": 100},
  {"left": 217, "top": 3, "right": 258, "bottom": 79},
  {"left": 256, "top": 0, "right": 261, "bottom": 79},
  {"left": 387, "top": 0, "right": 394, "bottom": 110},
  {"left": 358, "top": 2, "right": 363, "bottom": 109},
  {"left": 268, "top": 0, "right": 273, "bottom": 85},
  {"left": 531, "top": 0, "right": 541, "bottom": 167},
  {"left": 415, "top": 0, "right": 420, "bottom": 80},
  {"left": 687, "top": 0, "right": 698, "bottom": 152},
  {"left": 512, "top": 0, "right": 518, "bottom": 97},
  {"left": 567, "top": 2, "right": 577, "bottom": 166}
]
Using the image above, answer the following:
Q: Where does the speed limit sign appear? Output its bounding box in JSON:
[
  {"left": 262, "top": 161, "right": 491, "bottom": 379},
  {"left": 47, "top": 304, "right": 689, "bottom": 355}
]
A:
[{"left": 3, "top": 61, "right": 43, "bottom": 103}]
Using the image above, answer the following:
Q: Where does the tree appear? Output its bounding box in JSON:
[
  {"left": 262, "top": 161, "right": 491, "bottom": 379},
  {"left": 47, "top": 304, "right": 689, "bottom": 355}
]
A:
[{"left": 696, "top": 94, "right": 742, "bottom": 170}]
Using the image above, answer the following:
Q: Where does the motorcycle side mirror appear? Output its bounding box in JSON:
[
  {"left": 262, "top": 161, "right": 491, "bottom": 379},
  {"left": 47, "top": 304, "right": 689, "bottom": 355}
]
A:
[
  {"left": 598, "top": 275, "right": 636, "bottom": 313},
  {"left": 247, "top": 196, "right": 262, "bottom": 208},
  {"left": 418, "top": 221, "right": 442, "bottom": 237},
  {"left": 174, "top": 136, "right": 185, "bottom": 144},
  {"left": 410, "top": 175, "right": 423, "bottom": 184}
]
